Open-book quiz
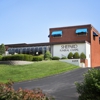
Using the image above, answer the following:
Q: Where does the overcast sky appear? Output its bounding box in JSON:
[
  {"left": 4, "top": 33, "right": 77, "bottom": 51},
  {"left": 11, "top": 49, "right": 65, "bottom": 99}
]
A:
[{"left": 0, "top": 0, "right": 100, "bottom": 44}]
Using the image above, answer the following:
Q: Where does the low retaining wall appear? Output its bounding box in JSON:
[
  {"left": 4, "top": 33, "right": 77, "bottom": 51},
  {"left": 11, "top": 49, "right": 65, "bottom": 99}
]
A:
[
  {"left": 0, "top": 61, "right": 34, "bottom": 65},
  {"left": 59, "top": 59, "right": 80, "bottom": 66},
  {"left": 59, "top": 59, "right": 87, "bottom": 68}
]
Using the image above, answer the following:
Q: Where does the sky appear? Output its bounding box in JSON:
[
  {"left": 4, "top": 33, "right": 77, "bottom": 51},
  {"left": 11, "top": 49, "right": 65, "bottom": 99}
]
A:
[{"left": 0, "top": 0, "right": 100, "bottom": 45}]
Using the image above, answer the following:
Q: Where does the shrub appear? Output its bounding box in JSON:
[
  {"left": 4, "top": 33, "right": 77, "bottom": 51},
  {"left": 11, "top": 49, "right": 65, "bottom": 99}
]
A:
[
  {"left": 44, "top": 50, "right": 51, "bottom": 60},
  {"left": 38, "top": 56, "right": 43, "bottom": 61},
  {"left": 32, "top": 56, "right": 43, "bottom": 61},
  {"left": 0, "top": 80, "right": 54, "bottom": 100},
  {"left": 32, "top": 56, "right": 39, "bottom": 61},
  {"left": 10, "top": 54, "right": 24, "bottom": 60},
  {"left": 0, "top": 55, "right": 2, "bottom": 61},
  {"left": 61, "top": 56, "right": 67, "bottom": 59},
  {"left": 23, "top": 54, "right": 33, "bottom": 61},
  {"left": 52, "top": 56, "right": 60, "bottom": 60},
  {"left": 80, "top": 52, "right": 86, "bottom": 59},
  {"left": 75, "top": 69, "right": 100, "bottom": 100},
  {"left": 39, "top": 54, "right": 44, "bottom": 60},
  {"left": 2, "top": 55, "right": 11, "bottom": 61},
  {"left": 67, "top": 52, "right": 73, "bottom": 59},
  {"left": 73, "top": 52, "right": 80, "bottom": 59},
  {"left": 2, "top": 54, "right": 33, "bottom": 61},
  {"left": 45, "top": 58, "right": 50, "bottom": 60}
]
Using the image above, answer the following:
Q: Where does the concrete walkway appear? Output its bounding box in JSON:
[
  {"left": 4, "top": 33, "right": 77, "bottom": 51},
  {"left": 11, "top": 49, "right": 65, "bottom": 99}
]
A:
[{"left": 13, "top": 68, "right": 89, "bottom": 100}]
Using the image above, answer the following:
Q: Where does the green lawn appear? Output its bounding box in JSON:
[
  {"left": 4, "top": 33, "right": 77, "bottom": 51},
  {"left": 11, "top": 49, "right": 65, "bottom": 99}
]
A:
[{"left": 0, "top": 61, "right": 79, "bottom": 83}]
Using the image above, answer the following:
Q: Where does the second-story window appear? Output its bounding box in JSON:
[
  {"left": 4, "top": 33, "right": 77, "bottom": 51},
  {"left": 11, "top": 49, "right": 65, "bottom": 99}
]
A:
[
  {"left": 51, "top": 30, "right": 62, "bottom": 37},
  {"left": 76, "top": 28, "right": 88, "bottom": 36}
]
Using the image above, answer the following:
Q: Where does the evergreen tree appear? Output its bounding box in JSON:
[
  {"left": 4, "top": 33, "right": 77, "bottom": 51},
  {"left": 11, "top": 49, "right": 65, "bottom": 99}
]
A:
[
  {"left": 73, "top": 52, "right": 80, "bottom": 59},
  {"left": 68, "top": 52, "right": 73, "bottom": 59},
  {"left": 44, "top": 50, "right": 51, "bottom": 60},
  {"left": 0, "top": 44, "right": 5, "bottom": 55},
  {"left": 80, "top": 52, "right": 86, "bottom": 59}
]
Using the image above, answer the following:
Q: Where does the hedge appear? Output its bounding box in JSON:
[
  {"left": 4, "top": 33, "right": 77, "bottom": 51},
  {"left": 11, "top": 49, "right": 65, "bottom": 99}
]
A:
[
  {"left": 52, "top": 56, "right": 60, "bottom": 60},
  {"left": 2, "top": 54, "right": 33, "bottom": 61},
  {"left": 1, "top": 54, "right": 44, "bottom": 61},
  {"left": 61, "top": 56, "right": 67, "bottom": 59},
  {"left": 32, "top": 56, "right": 43, "bottom": 61}
]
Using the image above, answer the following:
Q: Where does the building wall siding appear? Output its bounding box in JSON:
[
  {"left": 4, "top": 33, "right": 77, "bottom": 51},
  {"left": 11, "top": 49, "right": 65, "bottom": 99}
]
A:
[{"left": 91, "top": 27, "right": 100, "bottom": 67}]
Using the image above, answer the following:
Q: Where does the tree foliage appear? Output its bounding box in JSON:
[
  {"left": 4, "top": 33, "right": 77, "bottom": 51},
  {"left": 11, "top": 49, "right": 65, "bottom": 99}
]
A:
[
  {"left": 73, "top": 52, "right": 80, "bottom": 59},
  {"left": 0, "top": 44, "right": 5, "bottom": 55},
  {"left": 80, "top": 52, "right": 86, "bottom": 59},
  {"left": 52, "top": 56, "right": 60, "bottom": 60},
  {"left": 44, "top": 50, "right": 51, "bottom": 60},
  {"left": 67, "top": 52, "right": 73, "bottom": 59},
  {"left": 75, "top": 69, "right": 100, "bottom": 100}
]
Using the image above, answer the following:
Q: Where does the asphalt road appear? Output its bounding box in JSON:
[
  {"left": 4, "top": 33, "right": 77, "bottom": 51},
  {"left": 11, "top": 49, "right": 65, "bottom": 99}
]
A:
[{"left": 13, "top": 68, "right": 89, "bottom": 100}]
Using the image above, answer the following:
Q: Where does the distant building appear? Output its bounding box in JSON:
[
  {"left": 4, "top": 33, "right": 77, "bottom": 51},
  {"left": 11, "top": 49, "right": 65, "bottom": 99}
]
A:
[{"left": 5, "top": 24, "right": 100, "bottom": 68}]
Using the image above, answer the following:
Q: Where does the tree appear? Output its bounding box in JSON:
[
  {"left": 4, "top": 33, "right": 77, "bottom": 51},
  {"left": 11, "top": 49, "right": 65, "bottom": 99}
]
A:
[
  {"left": 73, "top": 52, "right": 80, "bottom": 59},
  {"left": 0, "top": 43, "right": 5, "bottom": 55},
  {"left": 80, "top": 52, "right": 86, "bottom": 59},
  {"left": 44, "top": 50, "right": 51, "bottom": 60},
  {"left": 75, "top": 69, "right": 100, "bottom": 100},
  {"left": 68, "top": 52, "right": 73, "bottom": 59}
]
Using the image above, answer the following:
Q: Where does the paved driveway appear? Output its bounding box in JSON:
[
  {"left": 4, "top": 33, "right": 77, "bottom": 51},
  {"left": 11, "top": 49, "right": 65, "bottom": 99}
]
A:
[{"left": 13, "top": 68, "right": 89, "bottom": 100}]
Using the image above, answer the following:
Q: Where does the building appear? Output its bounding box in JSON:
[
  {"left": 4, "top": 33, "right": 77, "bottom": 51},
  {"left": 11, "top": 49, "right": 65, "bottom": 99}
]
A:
[{"left": 5, "top": 24, "right": 100, "bottom": 68}]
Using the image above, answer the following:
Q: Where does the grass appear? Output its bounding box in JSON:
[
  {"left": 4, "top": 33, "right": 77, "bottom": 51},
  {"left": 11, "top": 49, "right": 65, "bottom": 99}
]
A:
[{"left": 0, "top": 60, "right": 79, "bottom": 83}]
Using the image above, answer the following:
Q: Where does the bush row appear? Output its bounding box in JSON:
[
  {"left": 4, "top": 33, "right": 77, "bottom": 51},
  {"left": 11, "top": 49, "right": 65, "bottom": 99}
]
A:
[
  {"left": 51, "top": 56, "right": 60, "bottom": 60},
  {"left": 51, "top": 52, "right": 86, "bottom": 60},
  {"left": 33, "top": 56, "right": 43, "bottom": 61},
  {"left": 0, "top": 80, "right": 54, "bottom": 100},
  {"left": 1, "top": 54, "right": 43, "bottom": 61},
  {"left": 2, "top": 54, "right": 33, "bottom": 61},
  {"left": 68, "top": 52, "right": 86, "bottom": 59},
  {"left": 0, "top": 52, "right": 86, "bottom": 61}
]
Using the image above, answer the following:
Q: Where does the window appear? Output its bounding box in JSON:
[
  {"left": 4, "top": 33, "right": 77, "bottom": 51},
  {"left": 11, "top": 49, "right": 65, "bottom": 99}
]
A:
[
  {"left": 39, "top": 47, "right": 43, "bottom": 54},
  {"left": 93, "top": 31, "right": 98, "bottom": 36},
  {"left": 43, "top": 46, "right": 47, "bottom": 53},
  {"left": 30, "top": 47, "right": 34, "bottom": 54},
  {"left": 99, "top": 37, "right": 100, "bottom": 44},
  {"left": 15, "top": 48, "right": 19, "bottom": 53},
  {"left": 8, "top": 48, "right": 12, "bottom": 54},
  {"left": 26, "top": 48, "right": 31, "bottom": 54},
  {"left": 76, "top": 28, "right": 87, "bottom": 36},
  {"left": 51, "top": 31, "right": 62, "bottom": 37},
  {"left": 34, "top": 47, "right": 39, "bottom": 55},
  {"left": 22, "top": 48, "right": 27, "bottom": 54},
  {"left": 99, "top": 37, "right": 100, "bottom": 40}
]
